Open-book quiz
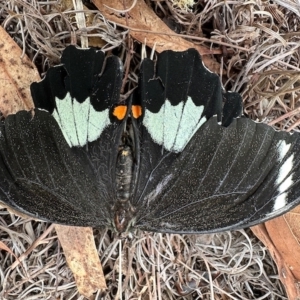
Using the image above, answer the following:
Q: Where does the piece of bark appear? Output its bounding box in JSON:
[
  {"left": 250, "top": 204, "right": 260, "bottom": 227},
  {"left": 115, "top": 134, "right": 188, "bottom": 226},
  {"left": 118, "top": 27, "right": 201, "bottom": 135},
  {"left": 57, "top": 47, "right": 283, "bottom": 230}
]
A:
[{"left": 56, "top": 225, "right": 107, "bottom": 297}]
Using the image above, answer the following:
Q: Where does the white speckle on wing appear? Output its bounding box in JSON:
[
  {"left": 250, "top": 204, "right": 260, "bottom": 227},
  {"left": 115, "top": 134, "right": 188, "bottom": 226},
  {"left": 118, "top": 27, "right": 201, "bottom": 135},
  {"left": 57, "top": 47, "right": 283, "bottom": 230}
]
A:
[
  {"left": 145, "top": 174, "right": 173, "bottom": 205},
  {"left": 277, "top": 140, "right": 291, "bottom": 160},
  {"left": 273, "top": 140, "right": 294, "bottom": 211}
]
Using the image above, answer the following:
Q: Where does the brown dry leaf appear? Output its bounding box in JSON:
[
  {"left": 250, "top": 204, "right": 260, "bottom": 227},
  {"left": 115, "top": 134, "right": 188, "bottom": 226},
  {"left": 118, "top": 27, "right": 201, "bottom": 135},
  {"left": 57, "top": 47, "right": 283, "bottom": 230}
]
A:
[
  {"left": 93, "top": 0, "right": 221, "bottom": 72},
  {"left": 268, "top": 211, "right": 300, "bottom": 279},
  {"left": 0, "top": 26, "right": 37, "bottom": 116},
  {"left": 284, "top": 206, "right": 300, "bottom": 241},
  {"left": 252, "top": 217, "right": 300, "bottom": 299},
  {"left": 55, "top": 225, "right": 107, "bottom": 297}
]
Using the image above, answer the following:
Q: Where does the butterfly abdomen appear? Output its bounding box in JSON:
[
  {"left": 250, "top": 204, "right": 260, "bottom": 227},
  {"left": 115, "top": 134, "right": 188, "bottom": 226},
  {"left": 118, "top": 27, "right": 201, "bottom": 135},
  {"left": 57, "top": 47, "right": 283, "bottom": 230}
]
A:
[
  {"left": 116, "top": 145, "right": 133, "bottom": 201},
  {"left": 112, "top": 140, "right": 138, "bottom": 233}
]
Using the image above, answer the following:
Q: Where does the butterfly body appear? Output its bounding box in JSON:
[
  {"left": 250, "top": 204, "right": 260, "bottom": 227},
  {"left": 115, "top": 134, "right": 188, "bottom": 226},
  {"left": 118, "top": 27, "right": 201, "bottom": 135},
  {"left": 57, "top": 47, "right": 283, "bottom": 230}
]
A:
[{"left": 0, "top": 45, "right": 300, "bottom": 234}]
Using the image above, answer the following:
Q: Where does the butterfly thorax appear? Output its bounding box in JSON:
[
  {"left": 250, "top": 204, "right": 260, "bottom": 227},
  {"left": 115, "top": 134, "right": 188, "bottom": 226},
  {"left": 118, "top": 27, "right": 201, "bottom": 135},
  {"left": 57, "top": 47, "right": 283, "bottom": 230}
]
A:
[{"left": 113, "top": 144, "right": 136, "bottom": 233}]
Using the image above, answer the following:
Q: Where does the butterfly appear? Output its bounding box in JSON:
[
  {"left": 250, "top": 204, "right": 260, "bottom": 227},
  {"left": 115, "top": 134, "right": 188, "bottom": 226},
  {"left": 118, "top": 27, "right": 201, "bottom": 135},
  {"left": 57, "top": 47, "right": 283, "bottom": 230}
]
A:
[{"left": 0, "top": 45, "right": 299, "bottom": 234}]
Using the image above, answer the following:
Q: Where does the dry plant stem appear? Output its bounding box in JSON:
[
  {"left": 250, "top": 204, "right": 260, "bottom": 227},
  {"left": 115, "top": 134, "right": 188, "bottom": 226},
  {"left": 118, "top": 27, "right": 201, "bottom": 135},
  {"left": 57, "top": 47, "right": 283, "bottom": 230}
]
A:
[
  {"left": 72, "top": 0, "right": 88, "bottom": 48},
  {"left": 11, "top": 223, "right": 55, "bottom": 269},
  {"left": 5, "top": 259, "right": 58, "bottom": 294},
  {"left": 104, "top": 22, "right": 250, "bottom": 53},
  {"left": 104, "top": 0, "right": 137, "bottom": 13}
]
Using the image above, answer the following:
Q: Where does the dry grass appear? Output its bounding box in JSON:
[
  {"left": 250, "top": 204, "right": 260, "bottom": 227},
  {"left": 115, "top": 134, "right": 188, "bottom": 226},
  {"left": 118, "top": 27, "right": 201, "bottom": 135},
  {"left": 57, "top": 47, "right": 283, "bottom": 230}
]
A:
[
  {"left": 1, "top": 0, "right": 300, "bottom": 299},
  {"left": 1, "top": 210, "right": 285, "bottom": 300}
]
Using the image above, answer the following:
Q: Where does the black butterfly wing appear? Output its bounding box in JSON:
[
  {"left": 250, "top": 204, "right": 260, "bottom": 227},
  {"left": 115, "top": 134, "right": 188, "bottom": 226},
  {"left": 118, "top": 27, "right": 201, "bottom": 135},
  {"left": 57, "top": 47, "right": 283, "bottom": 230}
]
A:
[
  {"left": 0, "top": 110, "right": 109, "bottom": 225},
  {"left": 131, "top": 49, "right": 242, "bottom": 206},
  {"left": 0, "top": 46, "right": 125, "bottom": 227},
  {"left": 132, "top": 49, "right": 300, "bottom": 233},
  {"left": 136, "top": 116, "right": 300, "bottom": 233}
]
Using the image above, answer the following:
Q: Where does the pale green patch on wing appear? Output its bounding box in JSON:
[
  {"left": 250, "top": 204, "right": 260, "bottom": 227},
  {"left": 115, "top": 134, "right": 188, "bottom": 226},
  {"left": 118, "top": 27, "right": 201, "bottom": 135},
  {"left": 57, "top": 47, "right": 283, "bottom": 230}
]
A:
[
  {"left": 176, "top": 97, "right": 206, "bottom": 151},
  {"left": 52, "top": 93, "right": 110, "bottom": 147},
  {"left": 73, "top": 98, "right": 89, "bottom": 146},
  {"left": 53, "top": 93, "right": 77, "bottom": 146},
  {"left": 143, "top": 97, "right": 206, "bottom": 152},
  {"left": 87, "top": 103, "right": 110, "bottom": 143},
  {"left": 163, "top": 101, "right": 183, "bottom": 150},
  {"left": 144, "top": 104, "right": 164, "bottom": 146}
]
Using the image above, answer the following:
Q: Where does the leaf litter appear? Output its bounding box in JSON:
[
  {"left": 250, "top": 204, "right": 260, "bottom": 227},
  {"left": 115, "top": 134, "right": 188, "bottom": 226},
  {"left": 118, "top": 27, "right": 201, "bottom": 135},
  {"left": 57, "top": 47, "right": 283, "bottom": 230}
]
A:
[{"left": 1, "top": 0, "right": 300, "bottom": 298}]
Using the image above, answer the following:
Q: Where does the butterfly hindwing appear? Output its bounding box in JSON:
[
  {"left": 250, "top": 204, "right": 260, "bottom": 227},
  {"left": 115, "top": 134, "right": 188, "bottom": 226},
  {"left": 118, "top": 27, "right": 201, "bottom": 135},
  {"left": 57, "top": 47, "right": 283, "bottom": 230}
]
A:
[
  {"left": 0, "top": 110, "right": 107, "bottom": 224},
  {"left": 135, "top": 115, "right": 300, "bottom": 233}
]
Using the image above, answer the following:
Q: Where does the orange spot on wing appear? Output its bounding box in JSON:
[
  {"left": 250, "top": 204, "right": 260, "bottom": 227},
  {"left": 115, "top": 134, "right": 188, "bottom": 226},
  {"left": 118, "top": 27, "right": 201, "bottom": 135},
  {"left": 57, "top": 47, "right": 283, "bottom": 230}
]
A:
[
  {"left": 113, "top": 105, "right": 127, "bottom": 120},
  {"left": 132, "top": 105, "right": 142, "bottom": 118}
]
